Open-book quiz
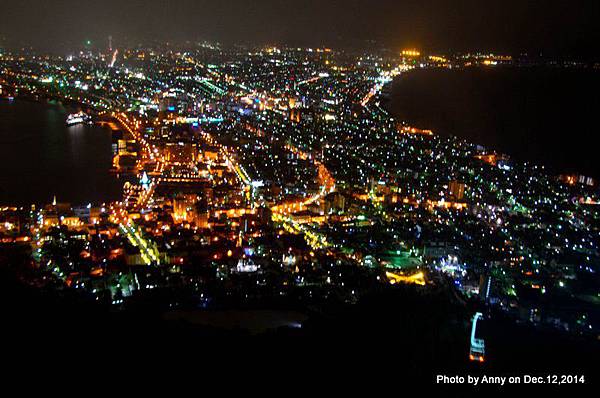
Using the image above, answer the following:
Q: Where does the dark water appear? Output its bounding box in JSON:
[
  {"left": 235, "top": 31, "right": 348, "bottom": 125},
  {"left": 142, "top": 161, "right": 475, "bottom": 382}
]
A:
[
  {"left": 0, "top": 99, "right": 121, "bottom": 206},
  {"left": 389, "top": 67, "right": 600, "bottom": 178}
]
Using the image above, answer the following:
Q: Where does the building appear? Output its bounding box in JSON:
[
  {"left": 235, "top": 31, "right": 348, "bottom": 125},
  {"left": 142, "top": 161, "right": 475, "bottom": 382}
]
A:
[
  {"left": 165, "top": 142, "right": 198, "bottom": 164},
  {"left": 448, "top": 181, "right": 466, "bottom": 201}
]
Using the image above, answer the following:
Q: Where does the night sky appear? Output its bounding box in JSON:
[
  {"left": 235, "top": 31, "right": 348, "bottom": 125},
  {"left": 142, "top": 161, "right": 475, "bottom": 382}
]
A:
[{"left": 2, "top": 0, "right": 599, "bottom": 56}]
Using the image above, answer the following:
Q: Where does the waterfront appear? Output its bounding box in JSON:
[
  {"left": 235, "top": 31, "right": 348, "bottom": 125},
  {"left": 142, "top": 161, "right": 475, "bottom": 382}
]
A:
[
  {"left": 0, "top": 99, "right": 121, "bottom": 206},
  {"left": 389, "top": 66, "right": 600, "bottom": 178}
]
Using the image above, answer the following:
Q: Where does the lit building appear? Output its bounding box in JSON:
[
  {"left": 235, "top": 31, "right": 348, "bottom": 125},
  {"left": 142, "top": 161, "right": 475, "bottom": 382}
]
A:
[{"left": 448, "top": 181, "right": 466, "bottom": 201}]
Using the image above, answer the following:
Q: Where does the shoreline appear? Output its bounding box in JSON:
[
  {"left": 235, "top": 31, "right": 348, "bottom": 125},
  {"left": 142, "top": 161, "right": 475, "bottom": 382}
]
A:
[
  {"left": 384, "top": 65, "right": 600, "bottom": 180},
  {"left": 0, "top": 98, "right": 122, "bottom": 208},
  {"left": 1, "top": 92, "right": 102, "bottom": 116}
]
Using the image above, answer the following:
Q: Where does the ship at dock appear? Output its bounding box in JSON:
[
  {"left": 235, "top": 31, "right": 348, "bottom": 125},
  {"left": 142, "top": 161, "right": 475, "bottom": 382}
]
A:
[{"left": 66, "top": 111, "right": 92, "bottom": 126}]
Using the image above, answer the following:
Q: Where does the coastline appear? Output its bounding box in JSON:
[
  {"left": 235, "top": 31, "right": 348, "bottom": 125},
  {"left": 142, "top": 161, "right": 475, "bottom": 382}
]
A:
[
  {"left": 0, "top": 98, "right": 122, "bottom": 207},
  {"left": 384, "top": 65, "right": 600, "bottom": 180}
]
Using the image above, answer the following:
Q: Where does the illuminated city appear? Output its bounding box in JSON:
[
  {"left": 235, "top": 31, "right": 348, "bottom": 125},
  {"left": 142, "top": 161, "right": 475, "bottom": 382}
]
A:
[{"left": 1, "top": 0, "right": 599, "bottom": 388}]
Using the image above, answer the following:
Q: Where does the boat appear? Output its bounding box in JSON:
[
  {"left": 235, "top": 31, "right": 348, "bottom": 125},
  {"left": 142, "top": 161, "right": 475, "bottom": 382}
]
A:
[{"left": 66, "top": 111, "right": 92, "bottom": 126}]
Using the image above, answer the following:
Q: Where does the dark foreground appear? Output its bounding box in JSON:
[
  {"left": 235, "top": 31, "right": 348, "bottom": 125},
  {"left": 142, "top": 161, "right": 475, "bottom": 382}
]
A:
[{"left": 1, "top": 250, "right": 597, "bottom": 390}]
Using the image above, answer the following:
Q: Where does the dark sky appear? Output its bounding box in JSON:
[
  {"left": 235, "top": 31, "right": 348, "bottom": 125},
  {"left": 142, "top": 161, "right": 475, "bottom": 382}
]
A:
[{"left": 2, "top": 0, "right": 599, "bottom": 56}]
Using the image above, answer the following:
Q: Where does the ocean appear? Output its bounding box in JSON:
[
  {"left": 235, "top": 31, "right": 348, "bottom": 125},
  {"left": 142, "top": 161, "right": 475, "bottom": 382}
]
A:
[
  {"left": 388, "top": 66, "right": 600, "bottom": 178},
  {"left": 0, "top": 99, "right": 121, "bottom": 206}
]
